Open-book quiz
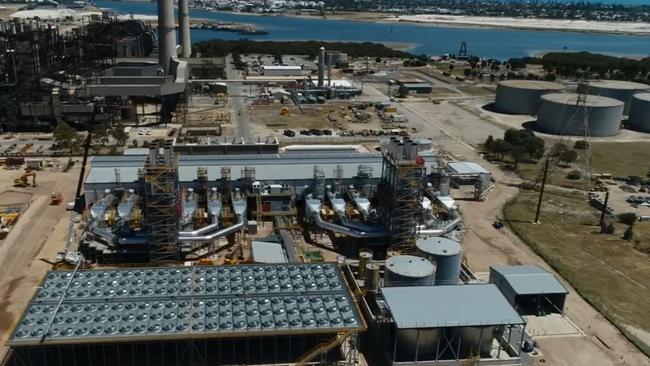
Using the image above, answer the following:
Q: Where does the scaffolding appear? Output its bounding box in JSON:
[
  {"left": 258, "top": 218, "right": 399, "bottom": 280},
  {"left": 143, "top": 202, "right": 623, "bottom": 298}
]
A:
[
  {"left": 143, "top": 140, "right": 180, "bottom": 263},
  {"left": 379, "top": 152, "right": 424, "bottom": 252}
]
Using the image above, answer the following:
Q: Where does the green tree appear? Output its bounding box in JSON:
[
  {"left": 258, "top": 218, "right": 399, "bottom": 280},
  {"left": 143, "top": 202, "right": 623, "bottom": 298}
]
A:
[
  {"left": 618, "top": 212, "right": 637, "bottom": 241},
  {"left": 111, "top": 123, "right": 129, "bottom": 147},
  {"left": 559, "top": 149, "right": 578, "bottom": 166},
  {"left": 492, "top": 139, "right": 511, "bottom": 162},
  {"left": 484, "top": 135, "right": 495, "bottom": 153},
  {"left": 53, "top": 121, "right": 78, "bottom": 154}
]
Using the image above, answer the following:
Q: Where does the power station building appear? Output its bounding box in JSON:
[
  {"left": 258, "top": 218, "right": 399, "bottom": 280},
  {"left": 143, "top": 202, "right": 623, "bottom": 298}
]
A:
[
  {"left": 494, "top": 80, "right": 565, "bottom": 115},
  {"left": 578, "top": 80, "right": 650, "bottom": 114},
  {"left": 628, "top": 92, "right": 650, "bottom": 133},
  {"left": 536, "top": 93, "right": 624, "bottom": 137}
]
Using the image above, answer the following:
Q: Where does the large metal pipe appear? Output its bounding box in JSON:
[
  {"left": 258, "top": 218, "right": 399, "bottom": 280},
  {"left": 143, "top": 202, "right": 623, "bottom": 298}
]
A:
[
  {"left": 306, "top": 198, "right": 388, "bottom": 238},
  {"left": 179, "top": 0, "right": 191, "bottom": 58},
  {"left": 157, "top": 0, "right": 177, "bottom": 73},
  {"left": 318, "top": 47, "right": 325, "bottom": 87},
  {"left": 177, "top": 212, "right": 245, "bottom": 242}
]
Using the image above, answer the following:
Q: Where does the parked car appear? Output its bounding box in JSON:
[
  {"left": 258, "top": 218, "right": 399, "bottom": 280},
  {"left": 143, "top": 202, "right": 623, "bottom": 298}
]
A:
[
  {"left": 283, "top": 129, "right": 295, "bottom": 137},
  {"left": 300, "top": 130, "right": 311, "bottom": 136},
  {"left": 309, "top": 129, "right": 323, "bottom": 136}
]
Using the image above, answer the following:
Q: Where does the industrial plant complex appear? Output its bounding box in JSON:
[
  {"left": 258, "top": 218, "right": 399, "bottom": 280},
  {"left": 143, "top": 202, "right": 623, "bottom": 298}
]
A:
[{"left": 0, "top": 0, "right": 649, "bottom": 365}]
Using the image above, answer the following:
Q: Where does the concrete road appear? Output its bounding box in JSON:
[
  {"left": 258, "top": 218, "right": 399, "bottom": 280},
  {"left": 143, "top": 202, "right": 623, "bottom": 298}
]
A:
[{"left": 224, "top": 55, "right": 252, "bottom": 141}]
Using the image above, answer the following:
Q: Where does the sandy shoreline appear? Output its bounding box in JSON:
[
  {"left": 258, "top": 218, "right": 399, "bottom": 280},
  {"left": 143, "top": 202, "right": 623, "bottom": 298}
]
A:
[
  {"left": 251, "top": 10, "right": 650, "bottom": 37},
  {"left": 394, "top": 14, "right": 650, "bottom": 36}
]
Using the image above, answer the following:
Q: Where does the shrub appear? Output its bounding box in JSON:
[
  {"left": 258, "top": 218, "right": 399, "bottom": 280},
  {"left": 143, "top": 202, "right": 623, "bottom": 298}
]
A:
[{"left": 567, "top": 170, "right": 582, "bottom": 180}]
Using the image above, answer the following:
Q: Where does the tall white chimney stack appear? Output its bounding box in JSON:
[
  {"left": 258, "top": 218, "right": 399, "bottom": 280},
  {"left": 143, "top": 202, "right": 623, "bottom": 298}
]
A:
[
  {"left": 179, "top": 0, "right": 191, "bottom": 58},
  {"left": 157, "top": 0, "right": 177, "bottom": 72}
]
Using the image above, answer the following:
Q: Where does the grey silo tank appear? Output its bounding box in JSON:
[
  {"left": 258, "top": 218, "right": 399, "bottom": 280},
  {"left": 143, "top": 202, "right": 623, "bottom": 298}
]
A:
[
  {"left": 415, "top": 237, "right": 462, "bottom": 286},
  {"left": 495, "top": 80, "right": 565, "bottom": 115},
  {"left": 364, "top": 263, "right": 380, "bottom": 293},
  {"left": 396, "top": 328, "right": 441, "bottom": 361},
  {"left": 384, "top": 255, "right": 434, "bottom": 287},
  {"left": 628, "top": 93, "right": 650, "bottom": 132},
  {"left": 537, "top": 93, "right": 623, "bottom": 137},
  {"left": 578, "top": 80, "right": 650, "bottom": 114}
]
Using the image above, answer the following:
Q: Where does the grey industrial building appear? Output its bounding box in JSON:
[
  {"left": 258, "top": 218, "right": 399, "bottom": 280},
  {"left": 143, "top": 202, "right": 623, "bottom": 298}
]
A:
[
  {"left": 628, "top": 92, "right": 650, "bottom": 133},
  {"left": 494, "top": 80, "right": 565, "bottom": 115},
  {"left": 578, "top": 80, "right": 650, "bottom": 114},
  {"left": 84, "top": 151, "right": 384, "bottom": 202},
  {"left": 536, "top": 93, "right": 624, "bottom": 137},
  {"left": 490, "top": 265, "right": 568, "bottom": 316},
  {"left": 362, "top": 284, "right": 526, "bottom": 364},
  {"left": 7, "top": 263, "right": 365, "bottom": 366}
]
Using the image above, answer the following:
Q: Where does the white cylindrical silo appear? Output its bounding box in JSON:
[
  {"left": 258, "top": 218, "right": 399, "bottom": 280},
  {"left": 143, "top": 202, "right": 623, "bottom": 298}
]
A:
[
  {"left": 537, "top": 93, "right": 623, "bottom": 137},
  {"left": 578, "top": 80, "right": 650, "bottom": 115},
  {"left": 628, "top": 93, "right": 650, "bottom": 133},
  {"left": 384, "top": 255, "right": 434, "bottom": 287},
  {"left": 415, "top": 237, "right": 462, "bottom": 286},
  {"left": 494, "top": 80, "right": 565, "bottom": 115}
]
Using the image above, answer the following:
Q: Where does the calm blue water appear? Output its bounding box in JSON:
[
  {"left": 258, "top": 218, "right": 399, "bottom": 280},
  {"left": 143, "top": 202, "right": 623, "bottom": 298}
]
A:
[{"left": 95, "top": 1, "right": 650, "bottom": 59}]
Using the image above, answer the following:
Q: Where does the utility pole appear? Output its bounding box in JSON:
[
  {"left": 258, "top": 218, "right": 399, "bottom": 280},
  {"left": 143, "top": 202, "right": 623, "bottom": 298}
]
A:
[
  {"left": 534, "top": 158, "right": 550, "bottom": 224},
  {"left": 599, "top": 190, "right": 610, "bottom": 232}
]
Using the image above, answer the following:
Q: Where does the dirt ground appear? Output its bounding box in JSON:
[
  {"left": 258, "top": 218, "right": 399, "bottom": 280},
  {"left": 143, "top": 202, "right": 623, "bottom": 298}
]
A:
[
  {"left": 0, "top": 161, "right": 81, "bottom": 359},
  {"left": 456, "top": 160, "right": 650, "bottom": 366}
]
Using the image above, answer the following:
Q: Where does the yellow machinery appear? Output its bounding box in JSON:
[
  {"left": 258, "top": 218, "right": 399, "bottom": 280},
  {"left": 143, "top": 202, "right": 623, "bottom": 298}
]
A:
[
  {"left": 130, "top": 208, "right": 143, "bottom": 230},
  {"left": 14, "top": 171, "right": 36, "bottom": 187},
  {"left": 280, "top": 106, "right": 290, "bottom": 116},
  {"left": 194, "top": 207, "right": 208, "bottom": 227},
  {"left": 295, "top": 332, "right": 350, "bottom": 365},
  {"left": 104, "top": 209, "right": 117, "bottom": 227}
]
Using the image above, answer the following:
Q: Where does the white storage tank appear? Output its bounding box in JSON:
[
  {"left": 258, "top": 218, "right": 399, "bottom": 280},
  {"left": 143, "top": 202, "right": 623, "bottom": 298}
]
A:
[
  {"left": 578, "top": 80, "right": 650, "bottom": 114},
  {"left": 628, "top": 93, "right": 650, "bottom": 133},
  {"left": 537, "top": 93, "right": 623, "bottom": 137},
  {"left": 415, "top": 237, "right": 462, "bottom": 286},
  {"left": 495, "top": 80, "right": 565, "bottom": 115},
  {"left": 384, "top": 255, "right": 434, "bottom": 287}
]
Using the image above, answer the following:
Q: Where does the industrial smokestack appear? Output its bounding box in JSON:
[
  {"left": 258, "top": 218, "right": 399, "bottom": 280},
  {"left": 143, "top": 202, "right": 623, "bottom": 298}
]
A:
[
  {"left": 157, "top": 0, "right": 177, "bottom": 73},
  {"left": 179, "top": 0, "right": 191, "bottom": 58},
  {"left": 318, "top": 47, "right": 325, "bottom": 87}
]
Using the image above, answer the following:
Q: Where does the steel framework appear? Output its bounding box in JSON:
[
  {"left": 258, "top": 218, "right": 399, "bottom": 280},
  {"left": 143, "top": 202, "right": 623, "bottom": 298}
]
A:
[
  {"left": 380, "top": 154, "right": 424, "bottom": 252},
  {"left": 143, "top": 141, "right": 180, "bottom": 263}
]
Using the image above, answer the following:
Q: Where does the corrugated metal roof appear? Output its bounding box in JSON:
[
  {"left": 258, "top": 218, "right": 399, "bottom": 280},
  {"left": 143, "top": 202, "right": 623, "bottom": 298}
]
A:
[
  {"left": 86, "top": 153, "right": 383, "bottom": 184},
  {"left": 447, "top": 162, "right": 490, "bottom": 175},
  {"left": 382, "top": 284, "right": 524, "bottom": 329},
  {"left": 490, "top": 265, "right": 568, "bottom": 296},
  {"left": 251, "top": 241, "right": 288, "bottom": 264}
]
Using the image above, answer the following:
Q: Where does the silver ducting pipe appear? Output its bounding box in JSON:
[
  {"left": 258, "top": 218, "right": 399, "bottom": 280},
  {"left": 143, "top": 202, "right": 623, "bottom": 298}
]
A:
[
  {"left": 157, "top": 0, "right": 177, "bottom": 73},
  {"left": 177, "top": 213, "right": 245, "bottom": 242},
  {"left": 306, "top": 199, "right": 388, "bottom": 238},
  {"left": 417, "top": 216, "right": 462, "bottom": 236},
  {"left": 179, "top": 0, "right": 191, "bottom": 58}
]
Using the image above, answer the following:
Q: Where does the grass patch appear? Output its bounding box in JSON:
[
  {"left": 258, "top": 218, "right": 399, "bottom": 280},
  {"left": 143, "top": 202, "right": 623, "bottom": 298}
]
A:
[
  {"left": 504, "top": 189, "right": 650, "bottom": 356},
  {"left": 591, "top": 141, "right": 650, "bottom": 177}
]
